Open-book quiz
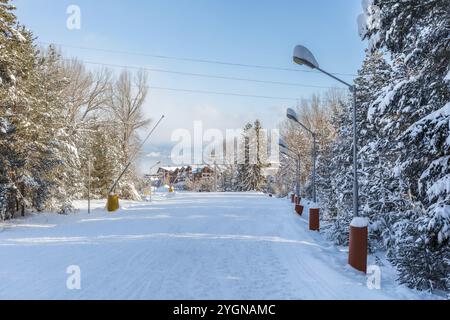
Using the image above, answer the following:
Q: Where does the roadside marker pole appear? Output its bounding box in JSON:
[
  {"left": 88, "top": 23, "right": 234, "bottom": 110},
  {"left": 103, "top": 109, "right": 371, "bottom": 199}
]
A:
[{"left": 88, "top": 156, "right": 91, "bottom": 214}]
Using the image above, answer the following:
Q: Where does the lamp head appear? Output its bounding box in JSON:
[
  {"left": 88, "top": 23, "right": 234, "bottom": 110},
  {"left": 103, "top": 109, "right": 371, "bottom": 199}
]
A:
[
  {"left": 293, "top": 45, "right": 319, "bottom": 69},
  {"left": 286, "top": 108, "right": 299, "bottom": 123},
  {"left": 279, "top": 138, "right": 288, "bottom": 150}
]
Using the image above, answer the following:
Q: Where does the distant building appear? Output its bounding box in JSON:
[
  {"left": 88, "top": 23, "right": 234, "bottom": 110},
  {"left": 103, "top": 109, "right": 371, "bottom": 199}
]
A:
[{"left": 156, "top": 165, "right": 216, "bottom": 190}]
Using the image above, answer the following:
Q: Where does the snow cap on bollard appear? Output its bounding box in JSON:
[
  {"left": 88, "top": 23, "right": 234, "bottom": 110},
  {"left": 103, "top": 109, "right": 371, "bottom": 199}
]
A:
[
  {"left": 348, "top": 217, "right": 368, "bottom": 273},
  {"left": 309, "top": 208, "right": 320, "bottom": 231},
  {"left": 350, "top": 217, "right": 368, "bottom": 228}
]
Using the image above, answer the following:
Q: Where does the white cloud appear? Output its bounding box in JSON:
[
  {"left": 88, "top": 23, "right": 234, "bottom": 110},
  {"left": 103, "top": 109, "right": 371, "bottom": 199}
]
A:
[{"left": 145, "top": 152, "right": 162, "bottom": 158}]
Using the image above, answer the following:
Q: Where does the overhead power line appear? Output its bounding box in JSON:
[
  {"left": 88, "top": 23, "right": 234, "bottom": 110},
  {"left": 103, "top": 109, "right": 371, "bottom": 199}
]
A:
[
  {"left": 146, "top": 86, "right": 299, "bottom": 101},
  {"left": 40, "top": 41, "right": 358, "bottom": 78},
  {"left": 66, "top": 58, "right": 346, "bottom": 90}
]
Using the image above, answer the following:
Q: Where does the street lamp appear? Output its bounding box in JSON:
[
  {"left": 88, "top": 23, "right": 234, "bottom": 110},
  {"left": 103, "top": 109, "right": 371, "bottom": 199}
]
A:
[
  {"left": 150, "top": 161, "right": 161, "bottom": 173},
  {"left": 278, "top": 138, "right": 288, "bottom": 150},
  {"left": 293, "top": 45, "right": 358, "bottom": 217},
  {"left": 279, "top": 138, "right": 301, "bottom": 199},
  {"left": 293, "top": 45, "right": 367, "bottom": 273},
  {"left": 286, "top": 108, "right": 317, "bottom": 204},
  {"left": 148, "top": 160, "right": 161, "bottom": 202}
]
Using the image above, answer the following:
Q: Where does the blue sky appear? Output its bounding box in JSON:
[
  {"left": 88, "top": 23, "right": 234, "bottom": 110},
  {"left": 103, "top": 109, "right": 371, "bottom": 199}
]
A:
[{"left": 15, "top": 0, "right": 367, "bottom": 172}]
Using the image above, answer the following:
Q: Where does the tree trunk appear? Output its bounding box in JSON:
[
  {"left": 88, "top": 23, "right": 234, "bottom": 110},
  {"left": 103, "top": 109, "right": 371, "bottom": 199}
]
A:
[{"left": 20, "top": 183, "right": 25, "bottom": 217}]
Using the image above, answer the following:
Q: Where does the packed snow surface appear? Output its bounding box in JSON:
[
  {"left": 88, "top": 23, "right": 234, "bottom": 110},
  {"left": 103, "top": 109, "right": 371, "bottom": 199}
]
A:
[{"left": 0, "top": 193, "right": 439, "bottom": 300}]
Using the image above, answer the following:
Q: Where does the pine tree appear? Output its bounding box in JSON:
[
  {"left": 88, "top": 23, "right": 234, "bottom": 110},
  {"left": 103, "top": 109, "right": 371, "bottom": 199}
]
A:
[
  {"left": 315, "top": 90, "right": 345, "bottom": 219},
  {"left": 324, "top": 98, "right": 354, "bottom": 245},
  {"left": 236, "top": 121, "right": 267, "bottom": 191},
  {"left": 361, "top": 0, "right": 450, "bottom": 291},
  {"left": 32, "top": 47, "right": 82, "bottom": 213},
  {"left": 249, "top": 120, "right": 267, "bottom": 191},
  {"left": 273, "top": 156, "right": 295, "bottom": 198},
  {"left": 1, "top": 2, "right": 82, "bottom": 216},
  {"left": 88, "top": 125, "right": 122, "bottom": 198},
  {"left": 354, "top": 50, "right": 394, "bottom": 251},
  {"left": 219, "top": 164, "right": 237, "bottom": 192},
  {"left": 236, "top": 123, "right": 253, "bottom": 191},
  {"left": 0, "top": 1, "right": 37, "bottom": 218}
]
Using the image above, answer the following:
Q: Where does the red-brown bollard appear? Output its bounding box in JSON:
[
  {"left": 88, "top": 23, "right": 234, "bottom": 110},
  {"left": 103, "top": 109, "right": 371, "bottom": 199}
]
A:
[
  {"left": 294, "top": 196, "right": 298, "bottom": 204},
  {"left": 348, "top": 218, "right": 368, "bottom": 273},
  {"left": 297, "top": 197, "right": 301, "bottom": 205},
  {"left": 291, "top": 194, "right": 295, "bottom": 203},
  {"left": 309, "top": 208, "right": 320, "bottom": 231},
  {"left": 295, "top": 204, "right": 304, "bottom": 215}
]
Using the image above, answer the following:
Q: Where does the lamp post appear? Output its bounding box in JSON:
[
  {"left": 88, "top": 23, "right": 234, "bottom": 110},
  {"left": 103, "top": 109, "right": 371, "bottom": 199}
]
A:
[
  {"left": 214, "top": 161, "right": 218, "bottom": 192},
  {"left": 293, "top": 45, "right": 367, "bottom": 273},
  {"left": 279, "top": 138, "right": 301, "bottom": 199},
  {"left": 88, "top": 156, "right": 91, "bottom": 214},
  {"left": 149, "top": 161, "right": 161, "bottom": 173},
  {"left": 286, "top": 109, "right": 317, "bottom": 204},
  {"left": 148, "top": 161, "right": 161, "bottom": 202},
  {"left": 292, "top": 45, "right": 358, "bottom": 217}
]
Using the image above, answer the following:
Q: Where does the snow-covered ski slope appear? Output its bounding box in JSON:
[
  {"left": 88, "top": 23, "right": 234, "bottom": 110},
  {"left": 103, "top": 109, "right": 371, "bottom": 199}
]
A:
[{"left": 0, "top": 193, "right": 439, "bottom": 300}]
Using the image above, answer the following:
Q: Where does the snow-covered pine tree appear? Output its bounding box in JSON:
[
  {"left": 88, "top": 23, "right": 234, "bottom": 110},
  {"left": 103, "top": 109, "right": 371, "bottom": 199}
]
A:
[
  {"left": 236, "top": 122, "right": 254, "bottom": 191},
  {"left": 315, "top": 90, "right": 344, "bottom": 219},
  {"left": 323, "top": 97, "right": 354, "bottom": 246},
  {"left": 324, "top": 61, "right": 392, "bottom": 249},
  {"left": 31, "top": 47, "right": 82, "bottom": 213},
  {"left": 0, "top": 1, "right": 37, "bottom": 218},
  {"left": 354, "top": 50, "right": 394, "bottom": 251},
  {"left": 273, "top": 155, "right": 295, "bottom": 198},
  {"left": 1, "top": 1, "right": 82, "bottom": 217},
  {"left": 361, "top": 0, "right": 450, "bottom": 291},
  {"left": 219, "top": 164, "right": 237, "bottom": 192},
  {"left": 247, "top": 120, "right": 267, "bottom": 191},
  {"left": 236, "top": 120, "right": 267, "bottom": 191},
  {"left": 88, "top": 124, "right": 123, "bottom": 198}
]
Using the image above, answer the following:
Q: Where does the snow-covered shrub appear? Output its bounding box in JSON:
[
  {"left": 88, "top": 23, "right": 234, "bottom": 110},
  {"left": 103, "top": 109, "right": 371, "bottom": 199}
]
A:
[
  {"left": 391, "top": 207, "right": 450, "bottom": 292},
  {"left": 58, "top": 202, "right": 78, "bottom": 215},
  {"left": 325, "top": 213, "right": 352, "bottom": 247}
]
